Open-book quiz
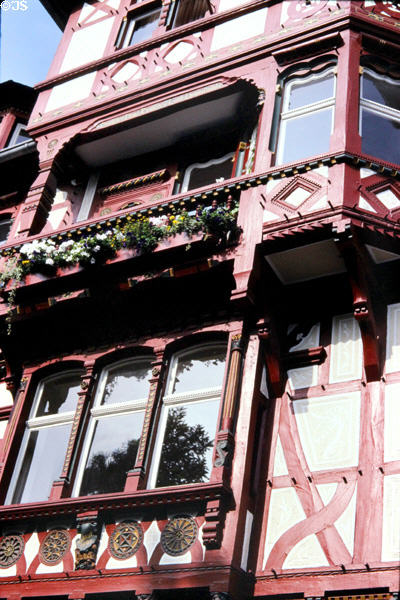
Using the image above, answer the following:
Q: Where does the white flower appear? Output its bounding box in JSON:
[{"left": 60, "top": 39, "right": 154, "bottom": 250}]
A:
[
  {"left": 93, "top": 245, "right": 101, "bottom": 252},
  {"left": 45, "top": 258, "right": 54, "bottom": 266},
  {"left": 90, "top": 258, "right": 96, "bottom": 264}
]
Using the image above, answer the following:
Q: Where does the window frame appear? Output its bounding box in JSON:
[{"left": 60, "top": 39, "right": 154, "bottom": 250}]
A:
[
  {"left": 115, "top": 2, "right": 162, "bottom": 50},
  {"left": 5, "top": 370, "right": 83, "bottom": 505},
  {"left": 72, "top": 357, "right": 152, "bottom": 497},
  {"left": 6, "top": 122, "right": 30, "bottom": 148},
  {"left": 274, "top": 66, "right": 337, "bottom": 166},
  {"left": 359, "top": 67, "right": 400, "bottom": 163},
  {"left": 181, "top": 152, "right": 235, "bottom": 193},
  {"left": 147, "top": 341, "right": 227, "bottom": 489}
]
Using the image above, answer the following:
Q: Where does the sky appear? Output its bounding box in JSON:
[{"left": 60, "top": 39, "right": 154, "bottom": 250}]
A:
[{"left": 0, "top": 0, "right": 62, "bottom": 87}]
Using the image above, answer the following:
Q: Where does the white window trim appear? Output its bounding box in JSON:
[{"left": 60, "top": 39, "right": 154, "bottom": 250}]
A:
[
  {"left": 7, "top": 122, "right": 29, "bottom": 147},
  {"left": 72, "top": 357, "right": 152, "bottom": 497},
  {"left": 276, "top": 68, "right": 336, "bottom": 165},
  {"left": 359, "top": 69, "right": 400, "bottom": 137},
  {"left": 76, "top": 172, "right": 99, "bottom": 223},
  {"left": 147, "top": 342, "right": 226, "bottom": 489},
  {"left": 181, "top": 152, "right": 234, "bottom": 192},
  {"left": 5, "top": 370, "right": 82, "bottom": 505}
]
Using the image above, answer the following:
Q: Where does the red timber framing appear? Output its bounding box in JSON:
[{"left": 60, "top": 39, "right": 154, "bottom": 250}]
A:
[{"left": 0, "top": 2, "right": 399, "bottom": 600}]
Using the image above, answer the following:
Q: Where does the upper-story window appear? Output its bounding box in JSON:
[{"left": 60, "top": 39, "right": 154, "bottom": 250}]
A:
[
  {"left": 167, "top": 0, "right": 213, "bottom": 28},
  {"left": 0, "top": 217, "right": 12, "bottom": 245},
  {"left": 6, "top": 122, "right": 30, "bottom": 147},
  {"left": 148, "top": 343, "right": 227, "bottom": 488},
  {"left": 6, "top": 371, "right": 83, "bottom": 504},
  {"left": 72, "top": 358, "right": 152, "bottom": 496},
  {"left": 273, "top": 64, "right": 336, "bottom": 165},
  {"left": 115, "top": 3, "right": 162, "bottom": 49},
  {"left": 360, "top": 68, "right": 400, "bottom": 166}
]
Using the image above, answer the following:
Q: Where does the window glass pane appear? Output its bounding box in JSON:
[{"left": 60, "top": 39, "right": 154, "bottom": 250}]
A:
[
  {"left": 362, "top": 72, "right": 400, "bottom": 111},
  {"left": 100, "top": 360, "right": 152, "bottom": 405},
  {"left": 14, "top": 128, "right": 30, "bottom": 145},
  {"left": 171, "top": 345, "right": 226, "bottom": 394},
  {"left": 361, "top": 108, "right": 400, "bottom": 165},
  {"left": 277, "top": 108, "right": 333, "bottom": 165},
  {"left": 173, "top": 0, "right": 210, "bottom": 27},
  {"left": 35, "top": 373, "right": 81, "bottom": 417},
  {"left": 186, "top": 156, "right": 233, "bottom": 191},
  {"left": 79, "top": 411, "right": 145, "bottom": 495},
  {"left": 129, "top": 8, "right": 160, "bottom": 45},
  {"left": 156, "top": 399, "right": 219, "bottom": 487},
  {"left": 10, "top": 424, "right": 71, "bottom": 504},
  {"left": 0, "top": 220, "right": 11, "bottom": 245},
  {"left": 287, "top": 73, "right": 334, "bottom": 111}
]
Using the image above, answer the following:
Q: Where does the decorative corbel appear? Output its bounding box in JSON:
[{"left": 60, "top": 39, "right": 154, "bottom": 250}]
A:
[
  {"left": 333, "top": 223, "right": 381, "bottom": 382},
  {"left": 257, "top": 318, "right": 283, "bottom": 397},
  {"left": 75, "top": 511, "right": 100, "bottom": 570}
]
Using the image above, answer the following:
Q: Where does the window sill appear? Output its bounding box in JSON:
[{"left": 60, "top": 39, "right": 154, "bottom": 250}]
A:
[{"left": 0, "top": 480, "right": 232, "bottom": 520}]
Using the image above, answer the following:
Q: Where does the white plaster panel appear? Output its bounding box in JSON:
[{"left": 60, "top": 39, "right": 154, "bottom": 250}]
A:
[
  {"left": 284, "top": 187, "right": 311, "bottom": 207},
  {"left": 78, "top": 2, "right": 94, "bottom": 23},
  {"left": 106, "top": 0, "right": 121, "bottom": 8},
  {"left": 273, "top": 435, "right": 289, "bottom": 477},
  {"left": 386, "top": 303, "right": 400, "bottom": 373},
  {"left": 289, "top": 323, "right": 320, "bottom": 351},
  {"left": 283, "top": 533, "right": 329, "bottom": 569},
  {"left": 106, "top": 554, "right": 137, "bottom": 569},
  {"left": 360, "top": 168, "right": 376, "bottom": 178},
  {"left": 263, "top": 487, "right": 305, "bottom": 569},
  {"left": 37, "top": 560, "right": 63, "bottom": 573},
  {"left": 376, "top": 189, "right": 400, "bottom": 210},
  {"left": 287, "top": 365, "right": 318, "bottom": 390},
  {"left": 293, "top": 392, "right": 361, "bottom": 471},
  {"left": 311, "top": 195, "right": 328, "bottom": 210},
  {"left": 313, "top": 166, "right": 329, "bottom": 178},
  {"left": 334, "top": 483, "right": 356, "bottom": 557},
  {"left": 382, "top": 474, "right": 400, "bottom": 561},
  {"left": 112, "top": 62, "right": 140, "bottom": 82},
  {"left": 263, "top": 209, "right": 279, "bottom": 223},
  {"left": 266, "top": 179, "right": 281, "bottom": 193},
  {"left": 47, "top": 208, "right": 68, "bottom": 230},
  {"left": 143, "top": 520, "right": 160, "bottom": 561},
  {"left": 0, "top": 565, "right": 16, "bottom": 577},
  {"left": 24, "top": 532, "right": 40, "bottom": 570},
  {"left": 0, "top": 382, "right": 13, "bottom": 407},
  {"left": 164, "top": 41, "right": 194, "bottom": 64},
  {"left": 240, "top": 511, "right": 253, "bottom": 571},
  {"left": 60, "top": 18, "right": 115, "bottom": 73},
  {"left": 359, "top": 196, "right": 377, "bottom": 212},
  {"left": 211, "top": 8, "right": 267, "bottom": 51},
  {"left": 198, "top": 522, "right": 206, "bottom": 560},
  {"left": 97, "top": 525, "right": 109, "bottom": 565},
  {"left": 316, "top": 482, "right": 337, "bottom": 506},
  {"left": 46, "top": 72, "right": 97, "bottom": 112},
  {"left": 159, "top": 551, "right": 191, "bottom": 564},
  {"left": 329, "top": 315, "right": 362, "bottom": 383},
  {"left": 384, "top": 384, "right": 400, "bottom": 462},
  {"left": 0, "top": 421, "right": 7, "bottom": 439},
  {"left": 218, "top": 0, "right": 249, "bottom": 11}
]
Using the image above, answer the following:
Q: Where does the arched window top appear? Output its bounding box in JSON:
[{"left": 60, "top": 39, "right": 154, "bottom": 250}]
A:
[
  {"left": 95, "top": 356, "right": 153, "bottom": 407},
  {"left": 32, "top": 370, "right": 83, "bottom": 418},
  {"left": 165, "top": 342, "right": 227, "bottom": 396}
]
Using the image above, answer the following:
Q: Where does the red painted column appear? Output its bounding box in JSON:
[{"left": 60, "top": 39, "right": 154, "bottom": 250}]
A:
[{"left": 0, "top": 112, "right": 16, "bottom": 149}]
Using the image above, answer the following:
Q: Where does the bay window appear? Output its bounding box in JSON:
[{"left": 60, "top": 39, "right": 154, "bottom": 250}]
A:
[
  {"left": 5, "top": 341, "right": 228, "bottom": 505},
  {"left": 360, "top": 68, "right": 400, "bottom": 165},
  {"left": 148, "top": 343, "right": 227, "bottom": 488},
  {"left": 274, "top": 65, "right": 336, "bottom": 165},
  {"left": 6, "top": 371, "right": 83, "bottom": 505},
  {"left": 73, "top": 358, "right": 152, "bottom": 496}
]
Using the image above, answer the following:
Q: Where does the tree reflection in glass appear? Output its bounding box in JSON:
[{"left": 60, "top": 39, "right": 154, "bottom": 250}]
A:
[{"left": 156, "top": 400, "right": 218, "bottom": 487}]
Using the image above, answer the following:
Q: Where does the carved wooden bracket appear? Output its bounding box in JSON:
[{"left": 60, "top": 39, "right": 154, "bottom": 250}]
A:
[
  {"left": 202, "top": 497, "right": 227, "bottom": 550},
  {"left": 257, "top": 318, "right": 283, "bottom": 397},
  {"left": 75, "top": 510, "right": 100, "bottom": 571},
  {"left": 333, "top": 224, "right": 381, "bottom": 382}
]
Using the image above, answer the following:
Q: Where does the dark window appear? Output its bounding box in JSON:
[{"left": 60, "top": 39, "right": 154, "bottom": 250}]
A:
[
  {"left": 360, "top": 69, "right": 400, "bottom": 165},
  {"left": 168, "top": 0, "right": 212, "bottom": 28},
  {"left": 116, "top": 5, "right": 161, "bottom": 49}
]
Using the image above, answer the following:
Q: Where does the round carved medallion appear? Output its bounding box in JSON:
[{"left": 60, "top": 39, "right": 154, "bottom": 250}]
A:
[
  {"left": 40, "top": 530, "right": 70, "bottom": 565},
  {"left": 161, "top": 515, "right": 198, "bottom": 556},
  {"left": 109, "top": 522, "right": 143, "bottom": 560},
  {"left": 0, "top": 534, "right": 24, "bottom": 568}
]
